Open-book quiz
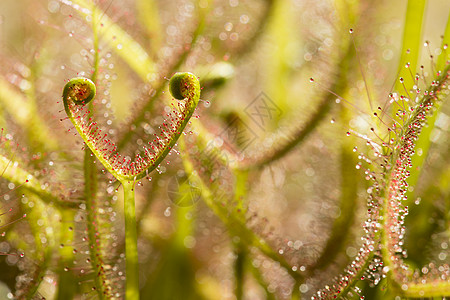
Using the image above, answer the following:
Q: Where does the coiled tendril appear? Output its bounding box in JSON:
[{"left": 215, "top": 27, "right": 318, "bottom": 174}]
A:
[{"left": 63, "top": 77, "right": 96, "bottom": 105}]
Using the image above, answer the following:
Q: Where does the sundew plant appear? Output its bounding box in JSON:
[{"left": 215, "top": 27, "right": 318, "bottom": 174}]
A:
[{"left": 0, "top": 0, "right": 449, "bottom": 299}]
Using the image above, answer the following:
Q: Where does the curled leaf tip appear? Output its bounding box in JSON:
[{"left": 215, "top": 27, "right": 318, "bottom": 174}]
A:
[
  {"left": 63, "top": 77, "right": 96, "bottom": 105},
  {"left": 169, "top": 72, "right": 199, "bottom": 100}
]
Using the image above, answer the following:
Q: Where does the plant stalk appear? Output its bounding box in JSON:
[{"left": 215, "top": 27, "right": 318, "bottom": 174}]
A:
[{"left": 123, "top": 180, "right": 139, "bottom": 300}]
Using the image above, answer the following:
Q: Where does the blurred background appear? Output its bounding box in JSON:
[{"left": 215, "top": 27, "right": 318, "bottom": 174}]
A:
[{"left": 0, "top": 0, "right": 449, "bottom": 299}]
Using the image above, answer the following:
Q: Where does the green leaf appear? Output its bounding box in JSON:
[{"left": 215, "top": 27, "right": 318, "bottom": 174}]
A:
[
  {"left": 436, "top": 9, "right": 450, "bottom": 71},
  {"left": 67, "top": 0, "right": 156, "bottom": 81},
  {"left": 394, "top": 0, "right": 427, "bottom": 95},
  {"left": 405, "top": 8, "right": 450, "bottom": 206},
  {"left": 0, "top": 77, "right": 59, "bottom": 152},
  {"left": 0, "top": 152, "right": 70, "bottom": 208},
  {"left": 135, "top": 0, "right": 162, "bottom": 55}
]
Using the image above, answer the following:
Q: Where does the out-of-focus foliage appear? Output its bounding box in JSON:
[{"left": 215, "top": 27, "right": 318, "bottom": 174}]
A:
[{"left": 0, "top": 0, "right": 449, "bottom": 299}]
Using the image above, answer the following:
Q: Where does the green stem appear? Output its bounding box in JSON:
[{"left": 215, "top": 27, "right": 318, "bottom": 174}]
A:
[
  {"left": 179, "top": 136, "right": 303, "bottom": 282},
  {"left": 402, "top": 281, "right": 450, "bottom": 298},
  {"left": 234, "top": 244, "right": 245, "bottom": 300},
  {"left": 248, "top": 263, "right": 277, "bottom": 300},
  {"left": 123, "top": 180, "right": 139, "bottom": 300},
  {"left": 232, "top": 170, "right": 249, "bottom": 300},
  {"left": 56, "top": 209, "right": 76, "bottom": 300},
  {"left": 114, "top": 176, "right": 160, "bottom": 262},
  {"left": 394, "top": 0, "right": 426, "bottom": 96},
  {"left": 83, "top": 10, "right": 113, "bottom": 297},
  {"left": 436, "top": 9, "right": 450, "bottom": 71},
  {"left": 21, "top": 195, "right": 53, "bottom": 300},
  {"left": 291, "top": 281, "right": 300, "bottom": 300},
  {"left": 85, "top": 147, "right": 112, "bottom": 299}
]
